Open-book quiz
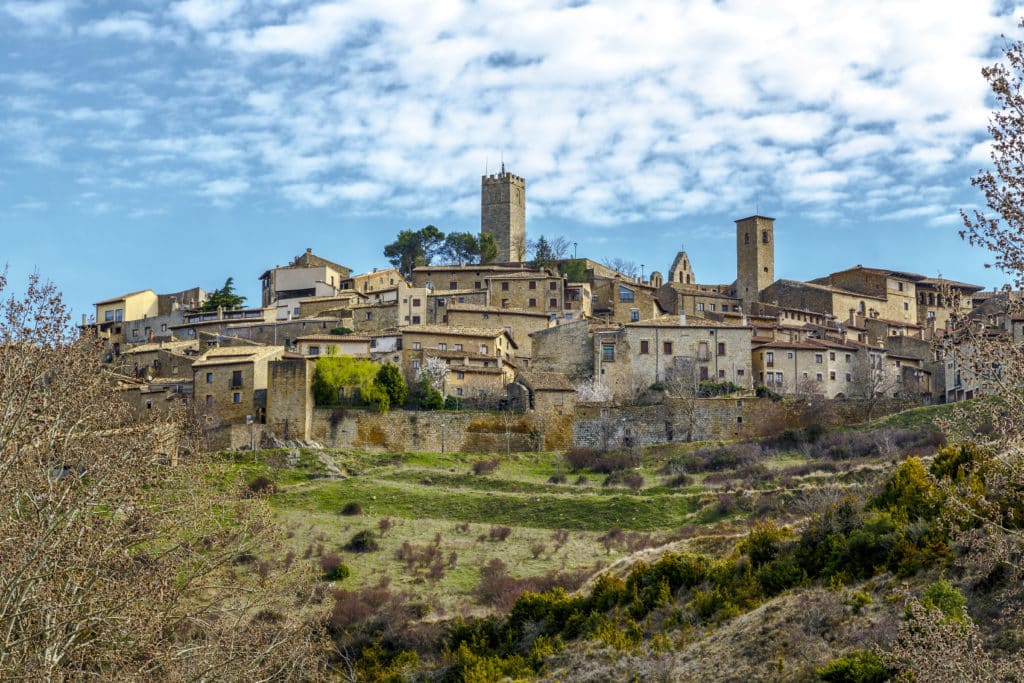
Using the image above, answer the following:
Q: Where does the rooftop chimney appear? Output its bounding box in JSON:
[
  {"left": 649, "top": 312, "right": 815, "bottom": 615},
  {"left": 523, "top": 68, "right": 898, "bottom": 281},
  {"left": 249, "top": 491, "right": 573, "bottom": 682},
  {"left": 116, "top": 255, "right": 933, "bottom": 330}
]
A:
[{"left": 680, "top": 313, "right": 687, "bottom": 326}]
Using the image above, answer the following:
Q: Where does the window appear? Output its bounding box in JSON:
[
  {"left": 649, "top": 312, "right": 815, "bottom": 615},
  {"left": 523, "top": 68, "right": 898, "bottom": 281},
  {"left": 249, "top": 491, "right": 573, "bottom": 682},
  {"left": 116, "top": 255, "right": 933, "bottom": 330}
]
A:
[
  {"left": 411, "top": 359, "right": 420, "bottom": 370},
  {"left": 630, "top": 309, "right": 640, "bottom": 322},
  {"left": 829, "top": 352, "right": 836, "bottom": 361},
  {"left": 717, "top": 342, "right": 726, "bottom": 356},
  {"left": 474, "top": 281, "right": 481, "bottom": 289},
  {"left": 206, "top": 372, "right": 213, "bottom": 384},
  {"left": 845, "top": 354, "right": 851, "bottom": 363},
  {"left": 549, "top": 281, "right": 557, "bottom": 290},
  {"left": 766, "top": 351, "right": 774, "bottom": 366},
  {"left": 479, "top": 344, "right": 488, "bottom": 354},
  {"left": 786, "top": 351, "right": 794, "bottom": 359},
  {"left": 898, "top": 281, "right": 904, "bottom": 291},
  {"left": 529, "top": 298, "right": 537, "bottom": 308},
  {"left": 501, "top": 298, "right": 510, "bottom": 308},
  {"left": 816, "top": 372, "right": 823, "bottom": 381},
  {"left": 697, "top": 303, "right": 705, "bottom": 312},
  {"left": 903, "top": 302, "right": 909, "bottom": 311},
  {"left": 529, "top": 281, "right": 537, "bottom": 290},
  {"left": 815, "top": 354, "right": 823, "bottom": 364},
  {"left": 232, "top": 392, "right": 241, "bottom": 403},
  {"left": 412, "top": 315, "right": 421, "bottom": 324},
  {"left": 737, "top": 368, "right": 744, "bottom": 376},
  {"left": 602, "top": 343, "right": 615, "bottom": 361},
  {"left": 231, "top": 370, "right": 242, "bottom": 388},
  {"left": 457, "top": 296, "right": 465, "bottom": 303},
  {"left": 456, "top": 371, "right": 465, "bottom": 379},
  {"left": 639, "top": 340, "right": 649, "bottom": 354},
  {"left": 698, "top": 341, "right": 709, "bottom": 360},
  {"left": 744, "top": 232, "right": 750, "bottom": 245},
  {"left": 775, "top": 372, "right": 784, "bottom": 384},
  {"left": 449, "top": 281, "right": 457, "bottom": 289},
  {"left": 619, "top": 286, "right": 635, "bottom": 303},
  {"left": 454, "top": 343, "right": 462, "bottom": 351},
  {"left": 709, "top": 304, "right": 716, "bottom": 311},
  {"left": 365, "top": 312, "right": 372, "bottom": 320},
  {"left": 550, "top": 298, "right": 558, "bottom": 308},
  {"left": 412, "top": 342, "right": 421, "bottom": 349},
  {"left": 456, "top": 387, "right": 463, "bottom": 396},
  {"left": 830, "top": 371, "right": 836, "bottom": 380},
  {"left": 309, "top": 346, "right": 320, "bottom": 355},
  {"left": 718, "top": 369, "right": 726, "bottom": 379},
  {"left": 501, "top": 281, "right": 509, "bottom": 291},
  {"left": 438, "top": 343, "right": 447, "bottom": 350},
  {"left": 762, "top": 230, "right": 769, "bottom": 244},
  {"left": 206, "top": 395, "right": 213, "bottom": 406},
  {"left": 104, "top": 310, "right": 114, "bottom": 321},
  {"left": 663, "top": 341, "right": 673, "bottom": 355},
  {"left": 412, "top": 298, "right": 421, "bottom": 306},
  {"left": 846, "top": 373, "right": 852, "bottom": 382}
]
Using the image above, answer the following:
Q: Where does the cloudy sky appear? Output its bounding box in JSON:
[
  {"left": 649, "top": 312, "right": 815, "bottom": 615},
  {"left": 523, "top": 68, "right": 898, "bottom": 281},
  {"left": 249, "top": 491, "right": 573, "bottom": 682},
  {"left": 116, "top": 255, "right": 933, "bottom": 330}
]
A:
[{"left": 1, "top": 0, "right": 1021, "bottom": 317}]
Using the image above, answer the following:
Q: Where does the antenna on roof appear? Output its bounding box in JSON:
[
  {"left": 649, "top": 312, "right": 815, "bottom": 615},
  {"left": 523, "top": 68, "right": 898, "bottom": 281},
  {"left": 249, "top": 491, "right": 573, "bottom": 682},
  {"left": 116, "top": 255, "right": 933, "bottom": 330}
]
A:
[
  {"left": 500, "top": 151, "right": 504, "bottom": 174},
  {"left": 485, "top": 157, "right": 488, "bottom": 175}
]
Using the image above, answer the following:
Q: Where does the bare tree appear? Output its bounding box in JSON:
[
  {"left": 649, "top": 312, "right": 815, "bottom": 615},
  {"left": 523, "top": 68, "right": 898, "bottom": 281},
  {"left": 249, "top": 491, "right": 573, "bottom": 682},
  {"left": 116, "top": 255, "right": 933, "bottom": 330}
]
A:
[
  {"left": 0, "top": 273, "right": 327, "bottom": 680},
  {"left": 664, "top": 356, "right": 699, "bottom": 442},
  {"left": 847, "top": 349, "right": 898, "bottom": 422},
  {"left": 604, "top": 258, "right": 639, "bottom": 278}
]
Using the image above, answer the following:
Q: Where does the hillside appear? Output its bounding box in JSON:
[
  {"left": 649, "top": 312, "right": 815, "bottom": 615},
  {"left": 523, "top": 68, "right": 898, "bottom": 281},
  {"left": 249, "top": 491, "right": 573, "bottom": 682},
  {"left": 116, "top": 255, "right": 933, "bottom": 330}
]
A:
[{"left": 205, "top": 400, "right": 1024, "bottom": 681}]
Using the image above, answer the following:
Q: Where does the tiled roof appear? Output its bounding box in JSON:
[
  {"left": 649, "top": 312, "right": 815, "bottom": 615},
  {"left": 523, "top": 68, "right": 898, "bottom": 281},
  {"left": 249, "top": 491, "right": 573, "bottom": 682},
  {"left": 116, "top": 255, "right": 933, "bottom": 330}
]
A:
[
  {"left": 120, "top": 340, "right": 199, "bottom": 355},
  {"left": 192, "top": 345, "right": 283, "bottom": 367},
  {"left": 447, "top": 303, "right": 553, "bottom": 317},
  {"left": 294, "top": 334, "right": 372, "bottom": 343}
]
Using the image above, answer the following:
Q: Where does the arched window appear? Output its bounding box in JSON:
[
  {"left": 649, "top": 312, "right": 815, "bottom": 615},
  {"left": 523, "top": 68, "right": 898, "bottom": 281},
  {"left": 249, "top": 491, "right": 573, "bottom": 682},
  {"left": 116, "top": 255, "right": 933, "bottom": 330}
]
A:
[
  {"left": 744, "top": 233, "right": 750, "bottom": 245},
  {"left": 762, "top": 230, "right": 769, "bottom": 243}
]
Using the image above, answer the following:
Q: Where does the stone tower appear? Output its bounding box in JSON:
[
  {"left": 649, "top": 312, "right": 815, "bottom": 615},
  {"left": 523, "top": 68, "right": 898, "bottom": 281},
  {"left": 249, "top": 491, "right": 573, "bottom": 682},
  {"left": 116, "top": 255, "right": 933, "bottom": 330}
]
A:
[
  {"left": 667, "top": 250, "right": 697, "bottom": 286},
  {"left": 735, "top": 215, "right": 775, "bottom": 311},
  {"left": 481, "top": 165, "right": 526, "bottom": 263}
]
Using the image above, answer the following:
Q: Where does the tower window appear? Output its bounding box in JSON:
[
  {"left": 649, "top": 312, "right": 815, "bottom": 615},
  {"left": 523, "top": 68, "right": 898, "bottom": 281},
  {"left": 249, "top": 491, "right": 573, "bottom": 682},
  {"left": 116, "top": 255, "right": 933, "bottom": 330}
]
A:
[
  {"left": 744, "top": 233, "right": 750, "bottom": 244},
  {"left": 762, "top": 230, "right": 769, "bottom": 243}
]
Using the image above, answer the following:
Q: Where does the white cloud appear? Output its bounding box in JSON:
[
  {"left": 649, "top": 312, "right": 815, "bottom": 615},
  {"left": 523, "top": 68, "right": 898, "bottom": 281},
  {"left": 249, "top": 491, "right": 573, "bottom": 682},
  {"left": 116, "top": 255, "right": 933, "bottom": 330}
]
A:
[
  {"left": 201, "top": 178, "right": 250, "bottom": 197},
  {"left": 2, "top": 0, "right": 72, "bottom": 28},
  {"left": 171, "top": 0, "right": 242, "bottom": 31}
]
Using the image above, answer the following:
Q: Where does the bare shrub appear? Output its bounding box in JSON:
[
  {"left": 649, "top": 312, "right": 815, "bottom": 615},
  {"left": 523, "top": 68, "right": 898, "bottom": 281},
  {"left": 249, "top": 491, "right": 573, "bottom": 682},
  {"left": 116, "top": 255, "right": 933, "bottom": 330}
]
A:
[
  {"left": 530, "top": 543, "right": 547, "bottom": 559},
  {"left": 340, "top": 501, "right": 363, "bottom": 516},
  {"left": 471, "top": 457, "right": 501, "bottom": 475},
  {"left": 474, "top": 558, "right": 589, "bottom": 610},
  {"left": 548, "top": 472, "right": 568, "bottom": 484},
  {"left": 377, "top": 517, "right": 394, "bottom": 536},
  {"left": 454, "top": 522, "right": 471, "bottom": 534},
  {"left": 246, "top": 475, "right": 277, "bottom": 497},
  {"left": 600, "top": 527, "right": 626, "bottom": 554},
  {"left": 488, "top": 525, "right": 512, "bottom": 542},
  {"left": 551, "top": 528, "right": 570, "bottom": 549},
  {"left": 344, "top": 530, "right": 379, "bottom": 553},
  {"left": 565, "top": 448, "right": 639, "bottom": 473}
]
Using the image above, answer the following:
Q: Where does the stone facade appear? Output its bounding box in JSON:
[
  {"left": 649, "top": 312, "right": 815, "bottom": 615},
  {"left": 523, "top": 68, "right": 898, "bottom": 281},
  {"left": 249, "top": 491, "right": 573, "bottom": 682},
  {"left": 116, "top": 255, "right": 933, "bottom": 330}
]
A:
[
  {"left": 260, "top": 248, "right": 351, "bottom": 318},
  {"left": 446, "top": 304, "right": 555, "bottom": 362},
  {"left": 481, "top": 168, "right": 526, "bottom": 262},
  {"left": 266, "top": 357, "right": 313, "bottom": 440},
  {"left": 486, "top": 271, "right": 565, "bottom": 313},
  {"left": 666, "top": 251, "right": 697, "bottom": 286},
  {"left": 193, "top": 345, "right": 284, "bottom": 424},
  {"left": 735, "top": 215, "right": 775, "bottom": 311},
  {"left": 590, "top": 276, "right": 663, "bottom": 324},
  {"left": 595, "top": 316, "right": 754, "bottom": 401},
  {"left": 529, "top": 319, "right": 597, "bottom": 382}
]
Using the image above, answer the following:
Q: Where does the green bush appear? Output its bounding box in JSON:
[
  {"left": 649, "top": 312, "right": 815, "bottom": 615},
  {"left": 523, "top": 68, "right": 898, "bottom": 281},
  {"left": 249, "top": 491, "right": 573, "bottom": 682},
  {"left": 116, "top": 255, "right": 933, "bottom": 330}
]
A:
[
  {"left": 313, "top": 356, "right": 388, "bottom": 409},
  {"left": 375, "top": 363, "right": 407, "bottom": 409},
  {"left": 920, "top": 579, "right": 967, "bottom": 624},
  {"left": 817, "top": 650, "right": 892, "bottom": 682}
]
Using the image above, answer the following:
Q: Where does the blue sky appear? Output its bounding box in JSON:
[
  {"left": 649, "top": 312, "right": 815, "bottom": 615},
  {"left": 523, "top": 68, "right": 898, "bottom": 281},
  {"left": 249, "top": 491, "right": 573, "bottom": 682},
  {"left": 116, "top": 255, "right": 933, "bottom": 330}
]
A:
[{"left": 1, "top": 0, "right": 1021, "bottom": 319}]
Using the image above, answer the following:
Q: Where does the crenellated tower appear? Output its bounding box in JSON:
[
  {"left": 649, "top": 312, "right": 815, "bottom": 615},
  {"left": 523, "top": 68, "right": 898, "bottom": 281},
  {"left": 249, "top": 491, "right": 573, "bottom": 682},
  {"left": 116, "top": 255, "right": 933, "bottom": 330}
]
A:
[
  {"left": 735, "top": 215, "right": 775, "bottom": 311},
  {"left": 481, "top": 165, "right": 526, "bottom": 262}
]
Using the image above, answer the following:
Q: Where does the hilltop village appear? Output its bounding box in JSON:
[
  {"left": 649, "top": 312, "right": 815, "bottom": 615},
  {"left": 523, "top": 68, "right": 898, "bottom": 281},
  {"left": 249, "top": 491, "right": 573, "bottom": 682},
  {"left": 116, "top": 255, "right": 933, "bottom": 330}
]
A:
[{"left": 85, "top": 169, "right": 1015, "bottom": 451}]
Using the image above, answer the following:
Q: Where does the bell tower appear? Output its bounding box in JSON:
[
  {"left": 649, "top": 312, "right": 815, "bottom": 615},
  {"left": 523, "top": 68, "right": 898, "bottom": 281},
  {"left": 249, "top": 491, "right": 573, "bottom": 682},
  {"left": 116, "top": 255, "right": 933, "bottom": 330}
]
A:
[
  {"left": 481, "top": 164, "right": 526, "bottom": 262},
  {"left": 736, "top": 215, "right": 775, "bottom": 311}
]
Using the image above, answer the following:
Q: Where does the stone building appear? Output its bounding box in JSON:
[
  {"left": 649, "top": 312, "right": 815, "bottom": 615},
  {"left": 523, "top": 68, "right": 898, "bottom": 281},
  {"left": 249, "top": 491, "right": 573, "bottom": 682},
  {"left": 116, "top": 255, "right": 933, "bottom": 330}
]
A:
[
  {"left": 192, "top": 345, "right": 284, "bottom": 424},
  {"left": 113, "top": 339, "right": 199, "bottom": 380},
  {"left": 260, "top": 248, "right": 351, "bottom": 320},
  {"left": 445, "top": 304, "right": 556, "bottom": 362},
  {"left": 735, "top": 215, "right": 775, "bottom": 311},
  {"left": 914, "top": 277, "right": 983, "bottom": 333},
  {"left": 410, "top": 264, "right": 533, "bottom": 292},
  {"left": 666, "top": 250, "right": 697, "bottom": 286},
  {"left": 481, "top": 165, "right": 526, "bottom": 262},
  {"left": 590, "top": 276, "right": 664, "bottom": 324},
  {"left": 529, "top": 319, "right": 604, "bottom": 383},
  {"left": 595, "top": 316, "right": 754, "bottom": 401},
  {"left": 290, "top": 334, "right": 374, "bottom": 358},
  {"left": 485, "top": 271, "right": 565, "bottom": 312},
  {"left": 656, "top": 282, "right": 742, "bottom": 317}
]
